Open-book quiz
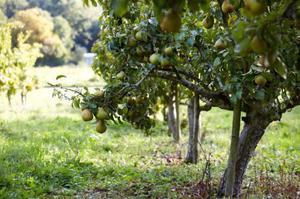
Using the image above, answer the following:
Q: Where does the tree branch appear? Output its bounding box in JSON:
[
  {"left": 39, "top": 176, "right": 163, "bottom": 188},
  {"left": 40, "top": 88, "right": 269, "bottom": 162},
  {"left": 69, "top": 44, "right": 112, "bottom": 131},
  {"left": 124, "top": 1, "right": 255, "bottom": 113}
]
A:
[
  {"left": 280, "top": 88, "right": 300, "bottom": 113},
  {"left": 154, "top": 70, "right": 219, "bottom": 98},
  {"left": 200, "top": 102, "right": 212, "bottom": 112},
  {"left": 114, "top": 66, "right": 156, "bottom": 99},
  {"left": 157, "top": 67, "right": 210, "bottom": 89},
  {"left": 48, "top": 83, "right": 85, "bottom": 97}
]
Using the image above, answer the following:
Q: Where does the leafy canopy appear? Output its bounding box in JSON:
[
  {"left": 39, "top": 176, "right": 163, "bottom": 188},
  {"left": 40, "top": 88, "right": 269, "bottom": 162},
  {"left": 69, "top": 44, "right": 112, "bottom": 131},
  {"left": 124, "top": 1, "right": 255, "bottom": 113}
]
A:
[
  {"left": 69, "top": 0, "right": 300, "bottom": 132},
  {"left": 0, "top": 23, "right": 41, "bottom": 99}
]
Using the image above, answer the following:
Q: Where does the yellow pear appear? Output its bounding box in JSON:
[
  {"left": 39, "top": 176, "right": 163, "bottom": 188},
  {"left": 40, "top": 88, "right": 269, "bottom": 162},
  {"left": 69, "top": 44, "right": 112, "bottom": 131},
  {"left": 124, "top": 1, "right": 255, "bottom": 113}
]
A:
[
  {"left": 96, "top": 120, "right": 107, "bottom": 133},
  {"left": 244, "top": 0, "right": 266, "bottom": 16},
  {"left": 214, "top": 38, "right": 227, "bottom": 50},
  {"left": 160, "top": 9, "right": 182, "bottom": 33},
  {"left": 96, "top": 107, "right": 109, "bottom": 120},
  {"left": 202, "top": 15, "right": 214, "bottom": 29},
  {"left": 149, "top": 53, "right": 161, "bottom": 65},
  {"left": 222, "top": 0, "right": 235, "bottom": 14},
  {"left": 250, "top": 35, "right": 267, "bottom": 55},
  {"left": 116, "top": 71, "right": 126, "bottom": 80},
  {"left": 255, "top": 75, "right": 267, "bottom": 86},
  {"left": 81, "top": 109, "right": 93, "bottom": 121}
]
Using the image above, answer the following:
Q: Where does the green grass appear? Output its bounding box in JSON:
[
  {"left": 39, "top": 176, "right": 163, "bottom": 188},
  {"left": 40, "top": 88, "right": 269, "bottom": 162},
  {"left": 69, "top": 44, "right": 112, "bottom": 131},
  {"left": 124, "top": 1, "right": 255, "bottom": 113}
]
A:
[
  {"left": 0, "top": 66, "right": 299, "bottom": 198},
  {"left": 33, "top": 64, "right": 104, "bottom": 87}
]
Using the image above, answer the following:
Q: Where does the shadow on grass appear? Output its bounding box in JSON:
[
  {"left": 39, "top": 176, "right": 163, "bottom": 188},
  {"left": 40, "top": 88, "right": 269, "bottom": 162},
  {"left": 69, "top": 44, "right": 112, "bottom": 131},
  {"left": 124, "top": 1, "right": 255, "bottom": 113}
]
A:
[
  {"left": 0, "top": 111, "right": 299, "bottom": 198},
  {"left": 0, "top": 116, "right": 187, "bottom": 198}
]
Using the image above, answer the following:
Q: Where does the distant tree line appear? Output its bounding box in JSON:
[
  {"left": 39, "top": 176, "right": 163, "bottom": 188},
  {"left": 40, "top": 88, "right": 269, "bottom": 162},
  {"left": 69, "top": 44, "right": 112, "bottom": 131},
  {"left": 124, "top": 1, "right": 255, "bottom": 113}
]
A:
[{"left": 0, "top": 0, "right": 100, "bottom": 66}]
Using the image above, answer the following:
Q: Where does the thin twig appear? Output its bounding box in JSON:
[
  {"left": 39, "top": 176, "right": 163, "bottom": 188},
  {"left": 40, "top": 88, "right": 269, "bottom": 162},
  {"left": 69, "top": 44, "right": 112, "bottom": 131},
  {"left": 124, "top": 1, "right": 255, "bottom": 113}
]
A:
[{"left": 48, "top": 82, "right": 85, "bottom": 97}]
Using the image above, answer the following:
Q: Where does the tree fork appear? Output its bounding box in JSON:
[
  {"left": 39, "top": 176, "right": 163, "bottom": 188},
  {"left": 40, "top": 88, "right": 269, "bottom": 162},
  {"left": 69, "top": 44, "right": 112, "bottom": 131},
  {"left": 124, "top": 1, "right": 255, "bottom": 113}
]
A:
[
  {"left": 218, "top": 108, "right": 277, "bottom": 197},
  {"left": 232, "top": 110, "right": 275, "bottom": 196}
]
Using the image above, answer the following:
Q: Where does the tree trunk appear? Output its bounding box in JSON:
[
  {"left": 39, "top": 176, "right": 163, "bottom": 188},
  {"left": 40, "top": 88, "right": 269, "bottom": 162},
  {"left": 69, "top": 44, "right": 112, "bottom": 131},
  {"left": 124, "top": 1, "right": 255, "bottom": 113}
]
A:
[
  {"left": 162, "top": 105, "right": 168, "bottom": 122},
  {"left": 174, "top": 83, "right": 181, "bottom": 142},
  {"left": 21, "top": 93, "right": 26, "bottom": 105},
  {"left": 168, "top": 96, "right": 177, "bottom": 139},
  {"left": 7, "top": 94, "right": 12, "bottom": 107},
  {"left": 185, "top": 94, "right": 200, "bottom": 164},
  {"left": 218, "top": 109, "right": 275, "bottom": 197},
  {"left": 167, "top": 83, "right": 181, "bottom": 143},
  {"left": 224, "top": 100, "right": 242, "bottom": 196}
]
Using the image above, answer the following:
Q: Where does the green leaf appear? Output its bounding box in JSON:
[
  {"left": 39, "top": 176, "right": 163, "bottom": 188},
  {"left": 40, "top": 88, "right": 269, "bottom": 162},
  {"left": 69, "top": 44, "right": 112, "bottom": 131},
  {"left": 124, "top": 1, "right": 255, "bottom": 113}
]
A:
[
  {"left": 213, "top": 57, "right": 221, "bottom": 67},
  {"left": 82, "top": 0, "right": 89, "bottom": 6},
  {"left": 199, "top": 0, "right": 210, "bottom": 11},
  {"left": 274, "top": 58, "right": 287, "bottom": 79},
  {"left": 111, "top": 0, "right": 129, "bottom": 17},
  {"left": 72, "top": 98, "right": 80, "bottom": 109},
  {"left": 186, "top": 37, "right": 195, "bottom": 46},
  {"left": 234, "top": 37, "right": 251, "bottom": 56},
  {"left": 229, "top": 0, "right": 240, "bottom": 7},
  {"left": 90, "top": 0, "right": 97, "bottom": 6},
  {"left": 188, "top": 0, "right": 199, "bottom": 12},
  {"left": 251, "top": 65, "right": 263, "bottom": 72},
  {"left": 232, "top": 21, "right": 248, "bottom": 42},
  {"left": 254, "top": 89, "right": 265, "bottom": 101},
  {"left": 56, "top": 75, "right": 66, "bottom": 80}
]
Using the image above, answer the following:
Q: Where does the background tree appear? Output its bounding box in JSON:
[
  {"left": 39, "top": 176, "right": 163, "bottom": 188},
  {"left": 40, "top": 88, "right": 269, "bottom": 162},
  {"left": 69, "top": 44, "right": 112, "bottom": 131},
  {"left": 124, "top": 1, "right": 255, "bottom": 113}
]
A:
[
  {"left": 53, "top": 16, "right": 74, "bottom": 51},
  {"left": 0, "top": 0, "right": 29, "bottom": 18},
  {"left": 0, "top": 23, "right": 41, "bottom": 104},
  {"left": 0, "top": 9, "right": 6, "bottom": 23},
  {"left": 13, "top": 8, "right": 69, "bottom": 66},
  {"left": 25, "top": 0, "right": 100, "bottom": 51},
  {"left": 0, "top": 0, "right": 100, "bottom": 66}
]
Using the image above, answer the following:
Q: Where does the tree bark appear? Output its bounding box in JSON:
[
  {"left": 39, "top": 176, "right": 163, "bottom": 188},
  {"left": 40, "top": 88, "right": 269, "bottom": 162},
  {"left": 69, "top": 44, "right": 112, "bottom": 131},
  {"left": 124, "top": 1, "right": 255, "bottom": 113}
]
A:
[
  {"left": 224, "top": 100, "right": 242, "bottom": 196},
  {"left": 218, "top": 109, "right": 275, "bottom": 197},
  {"left": 185, "top": 94, "right": 200, "bottom": 164},
  {"left": 162, "top": 105, "right": 168, "bottom": 122},
  {"left": 7, "top": 94, "right": 12, "bottom": 107},
  {"left": 21, "top": 92, "right": 26, "bottom": 105},
  {"left": 174, "top": 83, "right": 181, "bottom": 142},
  {"left": 167, "top": 83, "right": 181, "bottom": 143},
  {"left": 168, "top": 96, "right": 177, "bottom": 139}
]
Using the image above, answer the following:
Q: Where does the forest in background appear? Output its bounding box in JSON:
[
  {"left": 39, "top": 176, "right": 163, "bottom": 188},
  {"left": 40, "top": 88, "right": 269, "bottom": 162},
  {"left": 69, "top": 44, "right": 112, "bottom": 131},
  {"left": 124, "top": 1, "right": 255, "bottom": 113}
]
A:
[{"left": 0, "top": 0, "right": 100, "bottom": 66}]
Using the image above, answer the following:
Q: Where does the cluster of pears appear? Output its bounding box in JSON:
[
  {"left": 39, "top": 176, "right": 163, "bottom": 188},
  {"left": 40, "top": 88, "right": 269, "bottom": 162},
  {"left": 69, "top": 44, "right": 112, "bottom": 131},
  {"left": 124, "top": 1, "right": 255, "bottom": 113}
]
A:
[
  {"left": 81, "top": 90, "right": 109, "bottom": 134},
  {"left": 149, "top": 47, "right": 174, "bottom": 68},
  {"left": 128, "top": 29, "right": 175, "bottom": 68},
  {"left": 126, "top": 30, "right": 146, "bottom": 48},
  {"left": 214, "top": 32, "right": 268, "bottom": 55},
  {"left": 222, "top": 0, "right": 266, "bottom": 16},
  {"left": 81, "top": 107, "right": 109, "bottom": 134},
  {"left": 119, "top": 96, "right": 145, "bottom": 120},
  {"left": 127, "top": 30, "right": 148, "bottom": 57},
  {"left": 117, "top": 96, "right": 153, "bottom": 130}
]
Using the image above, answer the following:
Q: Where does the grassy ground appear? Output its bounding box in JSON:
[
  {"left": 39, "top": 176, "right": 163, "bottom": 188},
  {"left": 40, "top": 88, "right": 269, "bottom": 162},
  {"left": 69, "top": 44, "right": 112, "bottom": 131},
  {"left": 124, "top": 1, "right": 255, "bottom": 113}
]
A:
[{"left": 0, "top": 66, "right": 299, "bottom": 198}]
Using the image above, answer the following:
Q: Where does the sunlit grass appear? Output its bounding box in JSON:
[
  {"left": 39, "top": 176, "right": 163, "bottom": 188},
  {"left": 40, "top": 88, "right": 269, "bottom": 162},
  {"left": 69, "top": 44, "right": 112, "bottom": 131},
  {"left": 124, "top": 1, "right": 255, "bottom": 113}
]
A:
[{"left": 34, "top": 64, "right": 104, "bottom": 87}]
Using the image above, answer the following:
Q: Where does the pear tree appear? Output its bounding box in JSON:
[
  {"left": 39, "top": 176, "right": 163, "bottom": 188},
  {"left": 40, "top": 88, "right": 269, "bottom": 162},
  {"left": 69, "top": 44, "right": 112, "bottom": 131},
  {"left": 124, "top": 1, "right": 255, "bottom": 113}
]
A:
[{"left": 76, "top": 0, "right": 300, "bottom": 196}]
